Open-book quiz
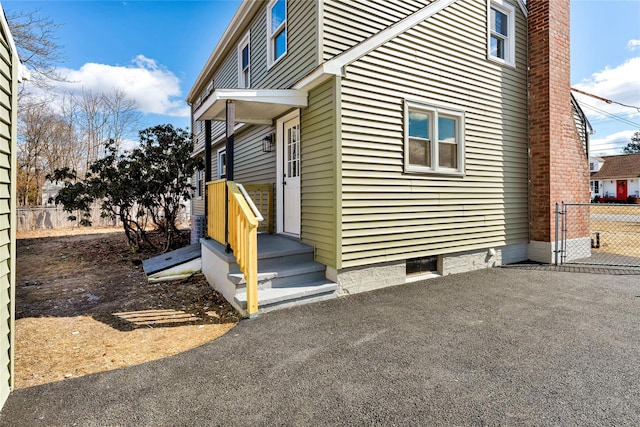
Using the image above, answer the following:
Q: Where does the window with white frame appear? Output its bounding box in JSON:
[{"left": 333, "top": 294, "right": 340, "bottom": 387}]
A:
[
  {"left": 405, "top": 101, "right": 465, "bottom": 175},
  {"left": 267, "top": 0, "right": 287, "bottom": 66},
  {"left": 195, "top": 169, "right": 204, "bottom": 198},
  {"left": 238, "top": 33, "right": 250, "bottom": 88},
  {"left": 217, "top": 148, "right": 227, "bottom": 179},
  {"left": 488, "top": 0, "right": 515, "bottom": 66}
]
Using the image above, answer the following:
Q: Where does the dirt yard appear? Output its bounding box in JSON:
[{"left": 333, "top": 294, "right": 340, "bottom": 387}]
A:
[{"left": 15, "top": 227, "right": 240, "bottom": 389}]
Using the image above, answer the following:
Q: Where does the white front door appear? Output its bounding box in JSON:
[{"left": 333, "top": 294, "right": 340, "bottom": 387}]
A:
[{"left": 282, "top": 116, "right": 301, "bottom": 236}]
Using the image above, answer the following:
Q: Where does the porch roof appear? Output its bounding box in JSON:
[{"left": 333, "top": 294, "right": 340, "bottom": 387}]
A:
[{"left": 193, "top": 89, "right": 308, "bottom": 125}]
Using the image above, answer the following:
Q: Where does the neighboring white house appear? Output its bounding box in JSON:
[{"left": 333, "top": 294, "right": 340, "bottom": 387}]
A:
[
  {"left": 590, "top": 153, "right": 640, "bottom": 202},
  {"left": 41, "top": 180, "right": 64, "bottom": 206}
]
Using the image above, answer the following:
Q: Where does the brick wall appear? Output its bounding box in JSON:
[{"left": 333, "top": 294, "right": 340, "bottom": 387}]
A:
[{"left": 528, "top": 0, "right": 590, "bottom": 243}]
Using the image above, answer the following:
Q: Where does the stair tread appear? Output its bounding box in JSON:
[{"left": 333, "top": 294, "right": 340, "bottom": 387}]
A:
[
  {"left": 229, "top": 261, "right": 326, "bottom": 284},
  {"left": 235, "top": 281, "right": 338, "bottom": 306}
]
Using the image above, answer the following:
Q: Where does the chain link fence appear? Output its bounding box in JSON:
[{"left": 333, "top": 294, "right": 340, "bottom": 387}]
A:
[{"left": 557, "top": 202, "right": 640, "bottom": 268}]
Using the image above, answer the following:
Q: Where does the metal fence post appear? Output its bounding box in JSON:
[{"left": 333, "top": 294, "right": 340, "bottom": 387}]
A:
[
  {"left": 555, "top": 202, "right": 559, "bottom": 265},
  {"left": 561, "top": 202, "right": 566, "bottom": 265}
]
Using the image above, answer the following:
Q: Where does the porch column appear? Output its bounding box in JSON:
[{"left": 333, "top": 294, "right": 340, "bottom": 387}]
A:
[
  {"left": 225, "top": 100, "right": 235, "bottom": 181},
  {"left": 225, "top": 100, "right": 235, "bottom": 252},
  {"left": 204, "top": 119, "right": 212, "bottom": 237}
]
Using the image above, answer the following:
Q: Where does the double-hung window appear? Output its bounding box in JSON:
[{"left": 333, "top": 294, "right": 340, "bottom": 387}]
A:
[
  {"left": 195, "top": 169, "right": 204, "bottom": 199},
  {"left": 488, "top": 0, "right": 515, "bottom": 66},
  {"left": 217, "top": 148, "right": 227, "bottom": 179},
  {"left": 267, "top": 0, "right": 287, "bottom": 66},
  {"left": 238, "top": 33, "right": 250, "bottom": 88},
  {"left": 405, "top": 101, "right": 465, "bottom": 175}
]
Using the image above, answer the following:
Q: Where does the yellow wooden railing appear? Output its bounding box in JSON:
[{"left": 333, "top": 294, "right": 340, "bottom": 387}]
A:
[
  {"left": 206, "top": 179, "right": 260, "bottom": 316},
  {"left": 207, "top": 179, "right": 227, "bottom": 244}
]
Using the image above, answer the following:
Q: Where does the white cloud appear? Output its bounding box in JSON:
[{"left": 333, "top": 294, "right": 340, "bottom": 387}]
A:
[
  {"left": 119, "top": 138, "right": 139, "bottom": 153},
  {"left": 54, "top": 55, "right": 189, "bottom": 118},
  {"left": 628, "top": 39, "right": 640, "bottom": 51},
  {"left": 573, "top": 57, "right": 640, "bottom": 120},
  {"left": 589, "top": 129, "right": 637, "bottom": 156}
]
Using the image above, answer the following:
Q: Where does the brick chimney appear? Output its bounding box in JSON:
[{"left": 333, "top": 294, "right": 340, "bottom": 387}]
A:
[{"left": 527, "top": 0, "right": 590, "bottom": 263}]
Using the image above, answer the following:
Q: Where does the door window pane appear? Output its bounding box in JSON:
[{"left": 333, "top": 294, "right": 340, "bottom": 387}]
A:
[{"left": 287, "top": 124, "right": 300, "bottom": 178}]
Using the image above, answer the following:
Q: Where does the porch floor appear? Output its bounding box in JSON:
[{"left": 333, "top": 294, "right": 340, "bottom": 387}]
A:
[{"left": 255, "top": 233, "right": 313, "bottom": 259}]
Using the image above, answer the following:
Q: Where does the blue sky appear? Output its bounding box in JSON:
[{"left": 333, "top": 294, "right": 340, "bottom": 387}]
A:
[
  {"left": 4, "top": 0, "right": 640, "bottom": 155},
  {"left": 571, "top": 0, "right": 640, "bottom": 155}
]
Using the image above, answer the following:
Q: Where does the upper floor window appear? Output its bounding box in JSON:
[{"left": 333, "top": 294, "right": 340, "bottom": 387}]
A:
[
  {"left": 488, "top": 0, "right": 515, "bottom": 67},
  {"left": 238, "top": 33, "right": 250, "bottom": 88},
  {"left": 404, "top": 100, "right": 465, "bottom": 175},
  {"left": 267, "top": 0, "right": 287, "bottom": 66}
]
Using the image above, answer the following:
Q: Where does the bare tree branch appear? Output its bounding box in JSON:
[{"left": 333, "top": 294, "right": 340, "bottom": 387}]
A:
[{"left": 5, "top": 8, "right": 66, "bottom": 90}]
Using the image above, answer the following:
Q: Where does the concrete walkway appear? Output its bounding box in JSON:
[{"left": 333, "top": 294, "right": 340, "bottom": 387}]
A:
[{"left": 2, "top": 268, "right": 640, "bottom": 426}]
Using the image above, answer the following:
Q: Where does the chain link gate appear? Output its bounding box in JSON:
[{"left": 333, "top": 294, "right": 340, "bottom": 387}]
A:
[{"left": 555, "top": 202, "right": 640, "bottom": 268}]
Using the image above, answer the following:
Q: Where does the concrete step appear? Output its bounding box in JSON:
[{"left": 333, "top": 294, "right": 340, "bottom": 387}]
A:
[
  {"left": 228, "top": 260, "right": 327, "bottom": 288},
  {"left": 234, "top": 280, "right": 338, "bottom": 314}
]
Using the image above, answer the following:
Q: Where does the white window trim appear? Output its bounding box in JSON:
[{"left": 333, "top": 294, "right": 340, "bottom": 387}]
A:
[
  {"left": 237, "top": 32, "right": 250, "bottom": 88},
  {"left": 404, "top": 100, "right": 465, "bottom": 176},
  {"left": 267, "top": 0, "right": 287, "bottom": 67},
  {"left": 195, "top": 169, "right": 204, "bottom": 199},
  {"left": 217, "top": 147, "right": 227, "bottom": 179},
  {"left": 487, "top": 0, "right": 516, "bottom": 67}
]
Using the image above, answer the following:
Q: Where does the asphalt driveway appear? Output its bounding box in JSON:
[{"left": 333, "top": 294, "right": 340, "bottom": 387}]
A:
[{"left": 2, "top": 268, "right": 639, "bottom": 426}]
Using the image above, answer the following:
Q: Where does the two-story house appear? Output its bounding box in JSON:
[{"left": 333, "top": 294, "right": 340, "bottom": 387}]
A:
[{"left": 186, "top": 0, "right": 590, "bottom": 316}]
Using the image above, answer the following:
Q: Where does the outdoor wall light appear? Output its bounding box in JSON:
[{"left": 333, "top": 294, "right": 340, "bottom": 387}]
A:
[{"left": 262, "top": 134, "right": 274, "bottom": 153}]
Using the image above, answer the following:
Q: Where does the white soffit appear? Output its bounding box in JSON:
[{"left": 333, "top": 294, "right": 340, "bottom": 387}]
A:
[{"left": 194, "top": 89, "right": 308, "bottom": 124}]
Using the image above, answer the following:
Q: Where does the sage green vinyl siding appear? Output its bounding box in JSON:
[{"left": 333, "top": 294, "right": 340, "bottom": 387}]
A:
[
  {"left": 300, "top": 78, "right": 339, "bottom": 268},
  {"left": 197, "top": 0, "right": 318, "bottom": 93},
  {"left": 232, "top": 126, "right": 276, "bottom": 185},
  {"left": 251, "top": 0, "right": 319, "bottom": 89},
  {"left": 322, "top": 0, "right": 432, "bottom": 60},
  {"left": 192, "top": 123, "right": 277, "bottom": 216},
  {"left": 338, "top": 0, "right": 528, "bottom": 268},
  {"left": 191, "top": 0, "right": 319, "bottom": 158},
  {"left": 0, "top": 11, "right": 16, "bottom": 407},
  {"left": 191, "top": 163, "right": 205, "bottom": 217},
  {"left": 192, "top": 197, "right": 205, "bottom": 217}
]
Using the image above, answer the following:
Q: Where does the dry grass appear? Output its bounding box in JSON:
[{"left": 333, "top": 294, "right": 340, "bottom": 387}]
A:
[
  {"left": 589, "top": 205, "right": 640, "bottom": 257},
  {"left": 590, "top": 205, "right": 640, "bottom": 216},
  {"left": 15, "top": 229, "right": 240, "bottom": 389},
  {"left": 16, "top": 316, "right": 235, "bottom": 388}
]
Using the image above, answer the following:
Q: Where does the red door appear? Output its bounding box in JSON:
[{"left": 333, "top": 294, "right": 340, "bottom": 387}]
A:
[{"left": 616, "top": 180, "right": 627, "bottom": 200}]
